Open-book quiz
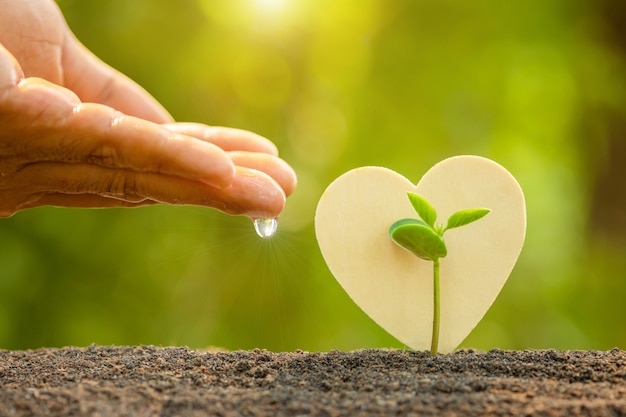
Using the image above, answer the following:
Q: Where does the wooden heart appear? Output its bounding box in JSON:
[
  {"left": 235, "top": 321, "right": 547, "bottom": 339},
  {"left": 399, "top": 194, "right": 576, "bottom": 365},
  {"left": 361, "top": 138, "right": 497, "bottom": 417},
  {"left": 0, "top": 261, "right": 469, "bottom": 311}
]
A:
[{"left": 315, "top": 156, "right": 526, "bottom": 352}]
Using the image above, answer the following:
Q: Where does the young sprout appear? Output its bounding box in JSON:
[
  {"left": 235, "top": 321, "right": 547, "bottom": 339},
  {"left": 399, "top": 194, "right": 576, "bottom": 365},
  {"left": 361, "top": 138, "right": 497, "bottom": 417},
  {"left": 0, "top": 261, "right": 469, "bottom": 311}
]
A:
[{"left": 389, "top": 192, "right": 490, "bottom": 356}]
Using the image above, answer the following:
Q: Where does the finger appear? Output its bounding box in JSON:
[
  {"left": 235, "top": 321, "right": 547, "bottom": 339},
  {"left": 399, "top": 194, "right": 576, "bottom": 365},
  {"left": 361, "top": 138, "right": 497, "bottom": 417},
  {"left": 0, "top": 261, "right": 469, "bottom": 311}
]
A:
[
  {"left": 214, "top": 167, "right": 287, "bottom": 218},
  {"left": 229, "top": 151, "right": 297, "bottom": 197},
  {"left": 14, "top": 163, "right": 286, "bottom": 218},
  {"left": 0, "top": 43, "right": 24, "bottom": 92},
  {"left": 72, "top": 103, "right": 237, "bottom": 188},
  {"left": 163, "top": 123, "right": 279, "bottom": 155},
  {"left": 61, "top": 31, "right": 173, "bottom": 123},
  {"left": 6, "top": 84, "right": 236, "bottom": 188}
]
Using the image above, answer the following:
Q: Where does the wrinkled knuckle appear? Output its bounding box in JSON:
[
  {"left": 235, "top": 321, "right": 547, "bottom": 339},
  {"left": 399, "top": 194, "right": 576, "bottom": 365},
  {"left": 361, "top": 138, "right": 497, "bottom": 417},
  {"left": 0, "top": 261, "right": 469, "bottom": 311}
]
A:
[
  {"left": 86, "top": 110, "right": 125, "bottom": 167},
  {"left": 108, "top": 172, "right": 145, "bottom": 203},
  {"left": 101, "top": 172, "right": 134, "bottom": 198},
  {"left": 88, "top": 144, "right": 120, "bottom": 167}
]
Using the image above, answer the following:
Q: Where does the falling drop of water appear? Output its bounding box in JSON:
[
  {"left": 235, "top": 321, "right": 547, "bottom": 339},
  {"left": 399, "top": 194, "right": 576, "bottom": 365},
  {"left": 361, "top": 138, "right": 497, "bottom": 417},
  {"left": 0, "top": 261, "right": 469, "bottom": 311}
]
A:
[{"left": 253, "top": 218, "right": 278, "bottom": 239}]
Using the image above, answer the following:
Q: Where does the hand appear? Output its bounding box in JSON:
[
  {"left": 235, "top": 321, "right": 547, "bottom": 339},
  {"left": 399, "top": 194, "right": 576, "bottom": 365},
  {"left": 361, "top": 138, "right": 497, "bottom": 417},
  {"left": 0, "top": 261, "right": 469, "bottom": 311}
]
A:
[{"left": 0, "top": 0, "right": 296, "bottom": 219}]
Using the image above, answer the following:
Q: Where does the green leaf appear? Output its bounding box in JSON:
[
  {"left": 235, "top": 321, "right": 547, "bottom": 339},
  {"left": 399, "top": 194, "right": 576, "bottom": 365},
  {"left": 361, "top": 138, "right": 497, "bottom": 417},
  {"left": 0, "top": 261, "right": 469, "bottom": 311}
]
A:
[
  {"left": 444, "top": 208, "right": 491, "bottom": 232},
  {"left": 407, "top": 193, "right": 437, "bottom": 227},
  {"left": 389, "top": 219, "right": 447, "bottom": 261}
]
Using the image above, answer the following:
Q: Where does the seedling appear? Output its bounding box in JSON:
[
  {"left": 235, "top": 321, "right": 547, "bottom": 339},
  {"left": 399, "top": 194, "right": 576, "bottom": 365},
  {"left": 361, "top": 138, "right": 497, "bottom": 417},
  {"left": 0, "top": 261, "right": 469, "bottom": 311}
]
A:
[{"left": 389, "top": 192, "right": 490, "bottom": 356}]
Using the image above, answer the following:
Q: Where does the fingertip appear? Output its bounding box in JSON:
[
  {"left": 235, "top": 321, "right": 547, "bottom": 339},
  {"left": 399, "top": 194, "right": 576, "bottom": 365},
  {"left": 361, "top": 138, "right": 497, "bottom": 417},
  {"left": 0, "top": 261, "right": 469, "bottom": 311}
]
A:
[
  {"left": 236, "top": 167, "right": 286, "bottom": 219},
  {"left": 228, "top": 152, "right": 297, "bottom": 197},
  {"left": 279, "top": 159, "right": 298, "bottom": 197}
]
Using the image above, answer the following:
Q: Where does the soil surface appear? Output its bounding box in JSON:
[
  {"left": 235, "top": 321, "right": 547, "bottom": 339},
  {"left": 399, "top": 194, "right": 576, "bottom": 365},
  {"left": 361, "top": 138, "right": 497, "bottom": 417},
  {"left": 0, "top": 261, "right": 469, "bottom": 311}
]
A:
[{"left": 0, "top": 346, "right": 624, "bottom": 416}]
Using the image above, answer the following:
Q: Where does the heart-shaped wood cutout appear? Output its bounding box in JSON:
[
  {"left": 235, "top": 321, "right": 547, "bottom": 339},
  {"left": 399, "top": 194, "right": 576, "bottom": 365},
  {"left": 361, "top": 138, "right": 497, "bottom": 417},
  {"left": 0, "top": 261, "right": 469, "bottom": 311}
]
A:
[{"left": 315, "top": 156, "right": 526, "bottom": 352}]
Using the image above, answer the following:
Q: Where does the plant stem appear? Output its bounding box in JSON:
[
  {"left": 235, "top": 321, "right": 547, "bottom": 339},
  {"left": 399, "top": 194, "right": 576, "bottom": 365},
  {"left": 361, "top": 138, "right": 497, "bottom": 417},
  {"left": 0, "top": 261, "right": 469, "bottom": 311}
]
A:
[{"left": 430, "top": 258, "right": 440, "bottom": 356}]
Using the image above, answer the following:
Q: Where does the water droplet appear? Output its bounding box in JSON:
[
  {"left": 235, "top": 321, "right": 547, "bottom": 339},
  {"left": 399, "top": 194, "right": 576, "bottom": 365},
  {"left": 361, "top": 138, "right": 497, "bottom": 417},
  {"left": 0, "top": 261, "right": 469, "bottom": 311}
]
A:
[{"left": 253, "top": 218, "right": 278, "bottom": 239}]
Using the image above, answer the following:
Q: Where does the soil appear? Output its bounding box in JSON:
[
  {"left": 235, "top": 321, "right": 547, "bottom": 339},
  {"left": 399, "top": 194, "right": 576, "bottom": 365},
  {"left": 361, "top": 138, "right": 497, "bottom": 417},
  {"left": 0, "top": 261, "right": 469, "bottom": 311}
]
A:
[{"left": 0, "top": 346, "right": 624, "bottom": 416}]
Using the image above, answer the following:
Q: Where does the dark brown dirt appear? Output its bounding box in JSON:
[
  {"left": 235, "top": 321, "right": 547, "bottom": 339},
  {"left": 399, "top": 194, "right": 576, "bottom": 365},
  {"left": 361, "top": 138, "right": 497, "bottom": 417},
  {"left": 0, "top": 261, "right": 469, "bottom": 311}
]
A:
[{"left": 0, "top": 346, "right": 624, "bottom": 416}]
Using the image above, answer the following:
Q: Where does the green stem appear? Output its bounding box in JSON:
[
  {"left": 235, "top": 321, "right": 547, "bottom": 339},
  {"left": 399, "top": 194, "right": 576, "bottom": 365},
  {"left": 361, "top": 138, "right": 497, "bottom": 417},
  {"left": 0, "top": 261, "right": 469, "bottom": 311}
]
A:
[{"left": 430, "top": 258, "right": 440, "bottom": 356}]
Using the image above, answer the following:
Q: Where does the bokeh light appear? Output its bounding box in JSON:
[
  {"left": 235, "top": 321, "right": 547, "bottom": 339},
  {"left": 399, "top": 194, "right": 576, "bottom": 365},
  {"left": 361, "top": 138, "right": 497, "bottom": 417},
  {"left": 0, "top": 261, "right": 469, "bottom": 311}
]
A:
[{"left": 254, "top": 0, "right": 285, "bottom": 13}]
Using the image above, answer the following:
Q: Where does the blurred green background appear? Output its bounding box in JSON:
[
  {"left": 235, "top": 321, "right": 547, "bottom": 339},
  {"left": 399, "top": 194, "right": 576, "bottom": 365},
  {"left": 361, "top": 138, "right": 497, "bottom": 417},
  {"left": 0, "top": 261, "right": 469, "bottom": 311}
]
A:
[{"left": 1, "top": 0, "right": 625, "bottom": 351}]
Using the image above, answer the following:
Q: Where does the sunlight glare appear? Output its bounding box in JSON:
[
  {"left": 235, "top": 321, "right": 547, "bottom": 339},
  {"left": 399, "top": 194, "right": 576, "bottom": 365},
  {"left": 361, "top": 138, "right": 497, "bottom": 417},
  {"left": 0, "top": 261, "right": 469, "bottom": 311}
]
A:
[{"left": 254, "top": 0, "right": 286, "bottom": 13}]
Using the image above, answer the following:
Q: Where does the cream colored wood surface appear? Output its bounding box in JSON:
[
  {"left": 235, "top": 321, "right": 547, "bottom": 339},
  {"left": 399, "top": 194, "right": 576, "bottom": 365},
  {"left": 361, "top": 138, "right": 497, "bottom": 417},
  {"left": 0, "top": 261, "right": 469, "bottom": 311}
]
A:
[{"left": 315, "top": 156, "right": 526, "bottom": 352}]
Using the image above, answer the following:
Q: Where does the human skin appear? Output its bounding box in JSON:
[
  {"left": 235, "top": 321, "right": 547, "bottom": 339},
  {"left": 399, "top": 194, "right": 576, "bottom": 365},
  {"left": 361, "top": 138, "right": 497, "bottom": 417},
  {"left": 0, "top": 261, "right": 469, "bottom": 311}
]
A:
[{"left": 0, "top": 0, "right": 297, "bottom": 219}]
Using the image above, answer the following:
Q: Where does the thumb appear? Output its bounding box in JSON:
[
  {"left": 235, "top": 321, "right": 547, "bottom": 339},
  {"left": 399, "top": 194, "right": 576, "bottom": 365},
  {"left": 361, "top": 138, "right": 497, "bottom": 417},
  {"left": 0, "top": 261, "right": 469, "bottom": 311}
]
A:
[
  {"left": 0, "top": 43, "right": 23, "bottom": 92},
  {"left": 60, "top": 31, "right": 173, "bottom": 124}
]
